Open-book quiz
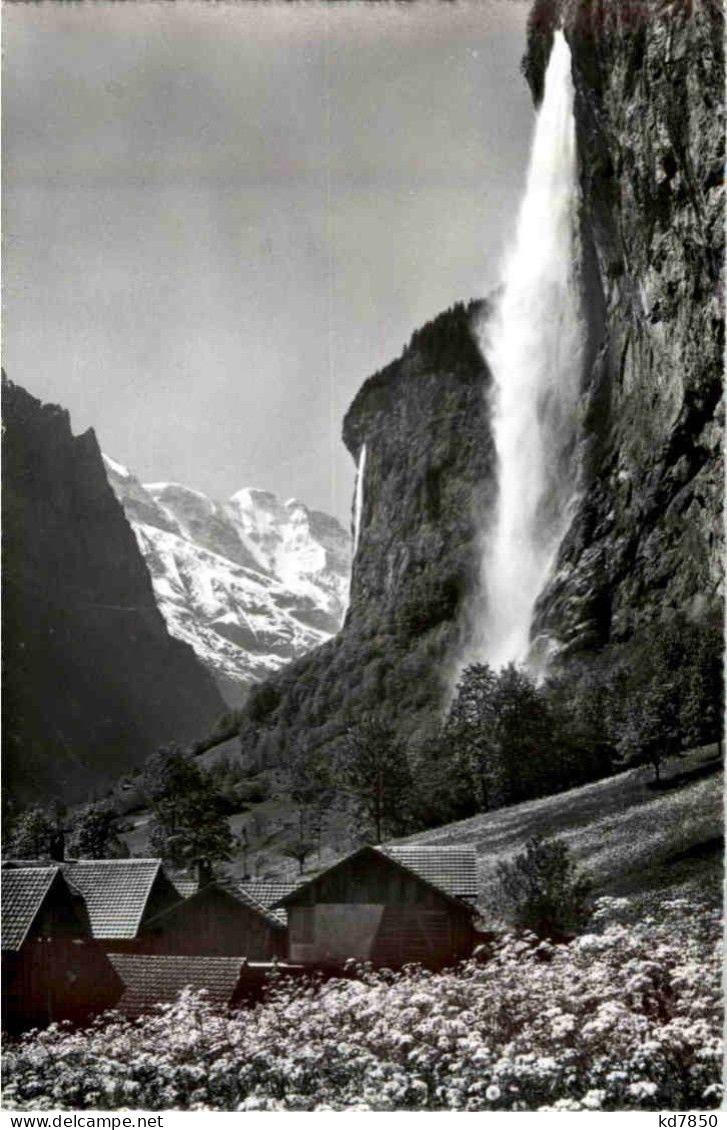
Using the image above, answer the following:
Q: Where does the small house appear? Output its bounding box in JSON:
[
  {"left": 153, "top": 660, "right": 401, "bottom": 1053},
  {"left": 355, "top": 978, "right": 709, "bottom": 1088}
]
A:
[
  {"left": 135, "top": 878, "right": 286, "bottom": 958},
  {"left": 2, "top": 866, "right": 122, "bottom": 1032},
  {"left": 276, "top": 844, "right": 478, "bottom": 969}
]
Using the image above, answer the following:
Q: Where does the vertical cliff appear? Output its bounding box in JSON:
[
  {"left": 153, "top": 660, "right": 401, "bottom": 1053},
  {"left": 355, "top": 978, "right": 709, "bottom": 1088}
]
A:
[
  {"left": 2, "top": 377, "right": 226, "bottom": 805},
  {"left": 524, "top": 0, "right": 724, "bottom": 657},
  {"left": 236, "top": 302, "right": 495, "bottom": 764},
  {"left": 342, "top": 301, "right": 494, "bottom": 642}
]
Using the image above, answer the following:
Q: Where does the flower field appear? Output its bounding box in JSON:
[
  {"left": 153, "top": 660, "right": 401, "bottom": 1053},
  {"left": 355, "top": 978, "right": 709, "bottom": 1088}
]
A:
[{"left": 2, "top": 898, "right": 722, "bottom": 1113}]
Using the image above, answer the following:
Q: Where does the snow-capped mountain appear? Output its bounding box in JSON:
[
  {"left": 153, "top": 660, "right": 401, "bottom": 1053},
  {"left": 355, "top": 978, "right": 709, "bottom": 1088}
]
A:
[{"left": 103, "top": 456, "right": 351, "bottom": 704}]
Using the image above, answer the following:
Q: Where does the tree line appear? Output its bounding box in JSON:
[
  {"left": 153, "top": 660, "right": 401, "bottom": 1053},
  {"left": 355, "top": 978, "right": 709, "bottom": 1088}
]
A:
[
  {"left": 333, "top": 605, "right": 724, "bottom": 841},
  {"left": 5, "top": 606, "right": 722, "bottom": 873}
]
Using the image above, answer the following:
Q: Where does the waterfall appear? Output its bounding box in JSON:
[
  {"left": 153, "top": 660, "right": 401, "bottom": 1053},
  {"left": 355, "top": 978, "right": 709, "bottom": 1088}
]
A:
[
  {"left": 352, "top": 442, "right": 367, "bottom": 555},
  {"left": 341, "top": 443, "right": 367, "bottom": 620},
  {"left": 479, "top": 30, "right": 583, "bottom": 669}
]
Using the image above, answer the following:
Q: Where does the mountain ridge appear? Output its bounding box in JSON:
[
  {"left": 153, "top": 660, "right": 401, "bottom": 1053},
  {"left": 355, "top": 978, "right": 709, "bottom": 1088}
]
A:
[
  {"left": 103, "top": 457, "right": 352, "bottom": 705},
  {"left": 2, "top": 377, "right": 226, "bottom": 806}
]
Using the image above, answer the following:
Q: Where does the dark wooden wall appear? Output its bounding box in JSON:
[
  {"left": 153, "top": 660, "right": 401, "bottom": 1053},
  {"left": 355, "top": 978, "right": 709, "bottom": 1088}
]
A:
[
  {"left": 2, "top": 939, "right": 123, "bottom": 1034},
  {"left": 131, "top": 887, "right": 286, "bottom": 959},
  {"left": 286, "top": 851, "right": 473, "bottom": 969}
]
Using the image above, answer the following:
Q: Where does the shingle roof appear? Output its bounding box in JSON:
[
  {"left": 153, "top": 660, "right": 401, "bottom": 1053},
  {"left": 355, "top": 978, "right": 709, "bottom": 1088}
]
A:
[
  {"left": 108, "top": 954, "right": 245, "bottom": 1017},
  {"left": 170, "top": 876, "right": 198, "bottom": 899},
  {"left": 377, "top": 846, "right": 478, "bottom": 900},
  {"left": 238, "top": 881, "right": 299, "bottom": 926},
  {"left": 276, "top": 846, "right": 477, "bottom": 915},
  {"left": 142, "top": 876, "right": 286, "bottom": 932},
  {"left": 2, "top": 867, "right": 59, "bottom": 951},
  {"left": 62, "top": 859, "right": 165, "bottom": 939}
]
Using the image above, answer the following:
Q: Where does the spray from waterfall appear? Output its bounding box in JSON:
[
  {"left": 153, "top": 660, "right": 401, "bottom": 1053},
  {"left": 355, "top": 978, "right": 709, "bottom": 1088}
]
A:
[{"left": 479, "top": 30, "right": 584, "bottom": 670}]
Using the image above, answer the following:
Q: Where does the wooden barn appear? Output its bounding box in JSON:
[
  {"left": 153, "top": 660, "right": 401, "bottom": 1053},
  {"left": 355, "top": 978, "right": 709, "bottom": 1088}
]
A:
[
  {"left": 1, "top": 866, "right": 123, "bottom": 1033},
  {"left": 276, "top": 845, "right": 478, "bottom": 969},
  {"left": 134, "top": 878, "right": 287, "bottom": 958}
]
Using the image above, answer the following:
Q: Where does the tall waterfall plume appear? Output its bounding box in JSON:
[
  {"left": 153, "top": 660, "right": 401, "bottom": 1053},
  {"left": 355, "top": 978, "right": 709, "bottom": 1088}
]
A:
[
  {"left": 352, "top": 442, "right": 367, "bottom": 555},
  {"left": 479, "top": 30, "right": 584, "bottom": 670},
  {"left": 342, "top": 442, "right": 367, "bottom": 618}
]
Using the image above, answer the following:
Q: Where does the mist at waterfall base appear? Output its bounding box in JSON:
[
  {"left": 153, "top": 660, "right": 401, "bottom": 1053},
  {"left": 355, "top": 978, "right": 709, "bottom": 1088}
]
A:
[{"left": 475, "top": 31, "right": 584, "bottom": 673}]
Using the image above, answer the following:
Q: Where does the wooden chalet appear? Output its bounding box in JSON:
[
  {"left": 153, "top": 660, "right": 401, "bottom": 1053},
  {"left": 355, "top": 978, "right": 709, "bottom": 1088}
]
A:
[
  {"left": 276, "top": 844, "right": 478, "bottom": 969},
  {"left": 135, "top": 878, "right": 286, "bottom": 958},
  {"left": 1, "top": 866, "right": 122, "bottom": 1032}
]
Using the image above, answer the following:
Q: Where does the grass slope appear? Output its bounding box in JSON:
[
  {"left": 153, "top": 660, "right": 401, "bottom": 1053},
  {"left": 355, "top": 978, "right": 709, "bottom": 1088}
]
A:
[
  {"left": 396, "top": 744, "right": 723, "bottom": 916},
  {"left": 116, "top": 744, "right": 722, "bottom": 912}
]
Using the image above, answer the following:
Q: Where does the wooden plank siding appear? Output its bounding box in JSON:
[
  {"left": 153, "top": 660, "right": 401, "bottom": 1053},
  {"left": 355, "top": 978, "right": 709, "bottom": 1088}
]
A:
[
  {"left": 131, "top": 885, "right": 286, "bottom": 959},
  {"left": 1, "top": 873, "right": 123, "bottom": 1033},
  {"left": 283, "top": 848, "right": 474, "bottom": 969}
]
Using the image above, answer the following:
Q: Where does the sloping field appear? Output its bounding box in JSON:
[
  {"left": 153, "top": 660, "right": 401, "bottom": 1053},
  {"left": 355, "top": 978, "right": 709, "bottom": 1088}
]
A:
[{"left": 397, "top": 745, "right": 723, "bottom": 915}]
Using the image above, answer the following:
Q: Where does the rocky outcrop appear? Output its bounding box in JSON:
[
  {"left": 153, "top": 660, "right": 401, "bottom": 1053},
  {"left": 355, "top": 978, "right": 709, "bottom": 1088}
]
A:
[
  {"left": 342, "top": 301, "right": 494, "bottom": 642},
  {"left": 525, "top": 0, "right": 724, "bottom": 657},
  {"left": 236, "top": 302, "right": 495, "bottom": 764},
  {"left": 103, "top": 458, "right": 351, "bottom": 705},
  {"left": 2, "top": 378, "right": 226, "bottom": 805}
]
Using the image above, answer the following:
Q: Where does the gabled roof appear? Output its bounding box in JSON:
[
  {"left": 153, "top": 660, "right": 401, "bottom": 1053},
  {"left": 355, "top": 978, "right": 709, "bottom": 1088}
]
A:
[
  {"left": 61, "top": 859, "right": 169, "bottom": 939},
  {"left": 275, "top": 846, "right": 477, "bottom": 916},
  {"left": 108, "top": 954, "right": 244, "bottom": 1018},
  {"left": 241, "top": 880, "right": 300, "bottom": 907},
  {"left": 229, "top": 882, "right": 287, "bottom": 930},
  {"left": 142, "top": 876, "right": 286, "bottom": 933},
  {"left": 238, "top": 880, "right": 299, "bottom": 926},
  {"left": 169, "top": 876, "right": 198, "bottom": 900},
  {"left": 2, "top": 866, "right": 59, "bottom": 951},
  {"left": 377, "top": 846, "right": 478, "bottom": 901}
]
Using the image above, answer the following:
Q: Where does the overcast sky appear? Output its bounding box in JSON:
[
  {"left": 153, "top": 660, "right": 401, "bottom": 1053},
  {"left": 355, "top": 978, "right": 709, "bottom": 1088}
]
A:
[{"left": 3, "top": 0, "right": 533, "bottom": 524}]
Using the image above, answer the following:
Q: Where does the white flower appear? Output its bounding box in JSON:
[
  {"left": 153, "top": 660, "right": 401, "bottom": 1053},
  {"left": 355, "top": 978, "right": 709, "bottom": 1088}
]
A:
[
  {"left": 628, "top": 1081, "right": 658, "bottom": 1099},
  {"left": 485, "top": 1084, "right": 501, "bottom": 1101}
]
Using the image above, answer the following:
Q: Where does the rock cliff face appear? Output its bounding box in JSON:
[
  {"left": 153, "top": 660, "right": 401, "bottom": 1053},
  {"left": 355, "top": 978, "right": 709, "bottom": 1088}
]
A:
[
  {"left": 342, "top": 301, "right": 494, "bottom": 643},
  {"left": 103, "top": 458, "right": 351, "bottom": 705},
  {"left": 236, "top": 302, "right": 495, "bottom": 763},
  {"left": 235, "top": 4, "right": 722, "bottom": 762},
  {"left": 2, "top": 378, "right": 226, "bottom": 805},
  {"left": 525, "top": 0, "right": 724, "bottom": 657}
]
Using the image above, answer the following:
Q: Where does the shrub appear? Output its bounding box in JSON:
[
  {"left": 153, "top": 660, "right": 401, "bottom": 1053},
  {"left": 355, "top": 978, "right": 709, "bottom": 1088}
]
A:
[{"left": 495, "top": 835, "right": 592, "bottom": 939}]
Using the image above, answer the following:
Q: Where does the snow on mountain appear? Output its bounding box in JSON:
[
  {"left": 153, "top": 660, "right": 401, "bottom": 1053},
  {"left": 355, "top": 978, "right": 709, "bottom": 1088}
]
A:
[{"left": 103, "top": 457, "right": 352, "bottom": 705}]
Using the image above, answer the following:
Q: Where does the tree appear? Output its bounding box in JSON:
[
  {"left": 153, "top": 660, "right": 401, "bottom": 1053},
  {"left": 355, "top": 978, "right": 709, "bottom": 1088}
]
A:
[
  {"left": 142, "top": 744, "right": 236, "bottom": 871},
  {"left": 489, "top": 664, "right": 553, "bottom": 804},
  {"left": 409, "top": 733, "right": 472, "bottom": 829},
  {"left": 614, "top": 686, "right": 668, "bottom": 783},
  {"left": 280, "top": 741, "right": 337, "bottom": 855},
  {"left": 7, "top": 804, "right": 64, "bottom": 859},
  {"left": 543, "top": 664, "right": 618, "bottom": 786},
  {"left": 495, "top": 835, "right": 592, "bottom": 940},
  {"left": 444, "top": 662, "right": 558, "bottom": 811},
  {"left": 679, "top": 618, "right": 724, "bottom": 755},
  {"left": 71, "top": 802, "right": 127, "bottom": 859},
  {"left": 343, "top": 715, "right": 413, "bottom": 842},
  {"left": 444, "top": 663, "right": 499, "bottom": 812},
  {"left": 280, "top": 838, "right": 317, "bottom": 875}
]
